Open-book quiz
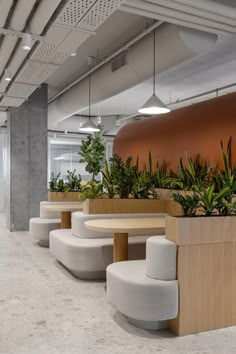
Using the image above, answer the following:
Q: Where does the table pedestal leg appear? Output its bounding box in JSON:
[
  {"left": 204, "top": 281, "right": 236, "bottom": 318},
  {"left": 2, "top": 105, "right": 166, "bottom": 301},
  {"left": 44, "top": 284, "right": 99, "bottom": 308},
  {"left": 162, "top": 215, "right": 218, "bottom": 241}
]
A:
[
  {"left": 113, "top": 233, "right": 128, "bottom": 262},
  {"left": 61, "top": 211, "right": 71, "bottom": 229}
]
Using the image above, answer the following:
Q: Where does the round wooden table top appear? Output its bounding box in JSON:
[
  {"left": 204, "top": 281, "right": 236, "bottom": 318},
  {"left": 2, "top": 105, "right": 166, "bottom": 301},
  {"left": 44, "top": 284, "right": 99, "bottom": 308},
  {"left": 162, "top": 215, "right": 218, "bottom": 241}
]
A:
[
  {"left": 84, "top": 217, "right": 166, "bottom": 234},
  {"left": 43, "top": 204, "right": 83, "bottom": 212}
]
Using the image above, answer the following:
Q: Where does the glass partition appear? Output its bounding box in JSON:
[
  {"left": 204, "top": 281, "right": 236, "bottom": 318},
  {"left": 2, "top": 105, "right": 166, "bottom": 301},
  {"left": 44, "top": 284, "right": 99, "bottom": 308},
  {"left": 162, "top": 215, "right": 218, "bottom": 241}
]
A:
[{"left": 48, "top": 134, "right": 113, "bottom": 185}]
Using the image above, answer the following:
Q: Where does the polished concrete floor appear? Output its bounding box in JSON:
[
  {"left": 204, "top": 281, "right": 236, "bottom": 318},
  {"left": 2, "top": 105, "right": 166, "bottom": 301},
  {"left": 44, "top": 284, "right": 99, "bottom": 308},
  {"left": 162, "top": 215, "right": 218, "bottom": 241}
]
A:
[{"left": 1, "top": 211, "right": 236, "bottom": 354}]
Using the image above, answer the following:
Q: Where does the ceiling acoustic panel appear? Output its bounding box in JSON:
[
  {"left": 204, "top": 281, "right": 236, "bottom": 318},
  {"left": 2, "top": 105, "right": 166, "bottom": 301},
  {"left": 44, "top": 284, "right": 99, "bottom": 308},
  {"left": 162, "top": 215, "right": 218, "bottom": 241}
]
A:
[
  {"left": 16, "top": 60, "right": 59, "bottom": 85},
  {"left": 78, "top": 0, "right": 125, "bottom": 31},
  {"left": 31, "top": 26, "right": 70, "bottom": 64},
  {"left": 50, "top": 31, "right": 90, "bottom": 64},
  {"left": 0, "top": 97, "right": 25, "bottom": 107},
  {"left": 55, "top": 0, "right": 97, "bottom": 28},
  {"left": 7, "top": 83, "right": 38, "bottom": 99}
]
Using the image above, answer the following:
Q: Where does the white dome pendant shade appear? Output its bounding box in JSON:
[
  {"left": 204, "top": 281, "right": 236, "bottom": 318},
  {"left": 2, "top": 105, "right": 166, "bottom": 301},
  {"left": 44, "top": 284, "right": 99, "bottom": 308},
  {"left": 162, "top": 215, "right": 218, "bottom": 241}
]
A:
[
  {"left": 138, "top": 28, "right": 170, "bottom": 115},
  {"left": 138, "top": 94, "right": 170, "bottom": 114},
  {"left": 79, "top": 118, "right": 100, "bottom": 132},
  {"left": 79, "top": 57, "right": 101, "bottom": 133}
]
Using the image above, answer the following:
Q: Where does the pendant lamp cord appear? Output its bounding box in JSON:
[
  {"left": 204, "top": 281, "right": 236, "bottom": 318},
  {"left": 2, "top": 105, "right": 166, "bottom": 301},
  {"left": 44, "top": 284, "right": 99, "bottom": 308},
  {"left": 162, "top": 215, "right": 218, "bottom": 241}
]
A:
[
  {"left": 88, "top": 65, "right": 91, "bottom": 119},
  {"left": 153, "top": 28, "right": 156, "bottom": 95}
]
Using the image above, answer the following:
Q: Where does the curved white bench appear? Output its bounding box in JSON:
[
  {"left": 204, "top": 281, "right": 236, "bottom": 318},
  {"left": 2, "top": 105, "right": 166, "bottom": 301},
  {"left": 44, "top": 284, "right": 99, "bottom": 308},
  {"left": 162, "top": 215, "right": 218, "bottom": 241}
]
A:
[
  {"left": 50, "top": 212, "right": 166, "bottom": 279},
  {"left": 30, "top": 218, "right": 61, "bottom": 247},
  {"left": 30, "top": 201, "right": 82, "bottom": 247},
  {"left": 50, "top": 229, "right": 151, "bottom": 279},
  {"left": 106, "top": 236, "right": 178, "bottom": 330}
]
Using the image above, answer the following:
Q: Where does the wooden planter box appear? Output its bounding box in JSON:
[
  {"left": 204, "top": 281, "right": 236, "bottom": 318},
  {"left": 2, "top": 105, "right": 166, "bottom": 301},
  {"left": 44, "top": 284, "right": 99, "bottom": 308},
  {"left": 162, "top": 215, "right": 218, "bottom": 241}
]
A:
[
  {"left": 165, "top": 215, "right": 236, "bottom": 336},
  {"left": 48, "top": 191, "right": 79, "bottom": 202},
  {"left": 165, "top": 215, "right": 236, "bottom": 245},
  {"left": 83, "top": 198, "right": 182, "bottom": 216}
]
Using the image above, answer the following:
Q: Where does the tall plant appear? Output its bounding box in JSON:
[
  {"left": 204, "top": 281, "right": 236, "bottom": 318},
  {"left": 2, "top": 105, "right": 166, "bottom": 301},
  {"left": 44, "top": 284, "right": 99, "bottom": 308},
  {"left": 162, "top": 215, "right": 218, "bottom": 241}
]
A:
[
  {"left": 109, "top": 154, "right": 138, "bottom": 198},
  {"left": 173, "top": 193, "right": 200, "bottom": 217},
  {"left": 49, "top": 172, "right": 61, "bottom": 191},
  {"left": 80, "top": 131, "right": 105, "bottom": 181},
  {"left": 145, "top": 151, "right": 170, "bottom": 189},
  {"left": 167, "top": 153, "right": 213, "bottom": 191},
  {"left": 65, "top": 170, "right": 81, "bottom": 191}
]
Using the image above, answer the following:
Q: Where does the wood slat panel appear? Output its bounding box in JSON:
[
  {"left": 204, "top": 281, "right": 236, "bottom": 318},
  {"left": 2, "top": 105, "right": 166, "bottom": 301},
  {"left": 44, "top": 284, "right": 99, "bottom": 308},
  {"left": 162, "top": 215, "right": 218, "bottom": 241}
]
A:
[{"left": 169, "top": 242, "right": 236, "bottom": 336}]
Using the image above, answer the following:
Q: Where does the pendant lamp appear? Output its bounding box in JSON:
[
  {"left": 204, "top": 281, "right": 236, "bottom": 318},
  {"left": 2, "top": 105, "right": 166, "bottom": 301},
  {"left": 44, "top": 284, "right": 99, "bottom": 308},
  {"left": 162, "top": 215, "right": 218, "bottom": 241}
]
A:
[
  {"left": 79, "top": 58, "right": 100, "bottom": 133},
  {"left": 138, "top": 29, "right": 170, "bottom": 115}
]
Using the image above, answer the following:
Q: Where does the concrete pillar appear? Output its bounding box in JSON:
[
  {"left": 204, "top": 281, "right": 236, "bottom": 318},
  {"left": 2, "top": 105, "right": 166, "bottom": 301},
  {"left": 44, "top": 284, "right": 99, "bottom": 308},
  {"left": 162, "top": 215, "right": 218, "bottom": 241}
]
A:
[{"left": 7, "top": 85, "right": 48, "bottom": 231}]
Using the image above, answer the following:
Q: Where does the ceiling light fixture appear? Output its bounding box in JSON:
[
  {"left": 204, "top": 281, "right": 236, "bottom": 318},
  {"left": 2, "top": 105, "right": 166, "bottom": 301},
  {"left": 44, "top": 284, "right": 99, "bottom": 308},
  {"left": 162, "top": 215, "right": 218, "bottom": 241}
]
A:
[
  {"left": 4, "top": 68, "right": 12, "bottom": 81},
  {"left": 53, "top": 156, "right": 65, "bottom": 160},
  {"left": 79, "top": 119, "right": 100, "bottom": 133},
  {"left": 70, "top": 52, "right": 77, "bottom": 57},
  {"left": 22, "top": 33, "right": 32, "bottom": 51},
  {"left": 79, "top": 57, "right": 100, "bottom": 133},
  {"left": 138, "top": 29, "right": 170, "bottom": 115}
]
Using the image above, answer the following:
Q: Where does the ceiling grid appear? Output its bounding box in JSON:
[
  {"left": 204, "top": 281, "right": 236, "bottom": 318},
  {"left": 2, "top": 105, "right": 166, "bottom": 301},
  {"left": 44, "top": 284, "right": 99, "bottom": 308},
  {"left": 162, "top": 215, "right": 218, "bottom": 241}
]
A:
[
  {"left": 1, "top": 0, "right": 126, "bottom": 107},
  {"left": 0, "top": 96, "right": 25, "bottom": 108},
  {"left": 16, "top": 60, "right": 59, "bottom": 85},
  {"left": 78, "top": 0, "right": 125, "bottom": 31},
  {"left": 7, "top": 82, "right": 38, "bottom": 98},
  {"left": 55, "top": 0, "right": 97, "bottom": 27}
]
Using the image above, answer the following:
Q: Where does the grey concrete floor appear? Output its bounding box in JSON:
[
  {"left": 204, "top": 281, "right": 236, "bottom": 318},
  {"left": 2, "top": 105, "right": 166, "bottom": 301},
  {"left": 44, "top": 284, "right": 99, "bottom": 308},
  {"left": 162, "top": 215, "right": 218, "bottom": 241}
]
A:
[{"left": 0, "top": 211, "right": 236, "bottom": 354}]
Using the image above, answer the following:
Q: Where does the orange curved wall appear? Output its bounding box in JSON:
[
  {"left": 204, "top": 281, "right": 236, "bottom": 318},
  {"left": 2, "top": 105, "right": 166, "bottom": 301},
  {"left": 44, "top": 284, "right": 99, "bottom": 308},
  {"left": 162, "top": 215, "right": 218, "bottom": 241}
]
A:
[{"left": 113, "top": 92, "right": 236, "bottom": 170}]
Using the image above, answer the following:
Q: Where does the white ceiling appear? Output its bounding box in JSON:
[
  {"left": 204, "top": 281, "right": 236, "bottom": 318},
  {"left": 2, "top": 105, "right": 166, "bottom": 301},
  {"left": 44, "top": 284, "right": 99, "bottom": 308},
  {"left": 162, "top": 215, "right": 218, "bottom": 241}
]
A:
[
  {"left": 47, "top": 0, "right": 236, "bottom": 134},
  {"left": 79, "top": 33, "right": 236, "bottom": 117},
  {"left": 1, "top": 0, "right": 236, "bottom": 135},
  {"left": 46, "top": 11, "right": 153, "bottom": 99}
]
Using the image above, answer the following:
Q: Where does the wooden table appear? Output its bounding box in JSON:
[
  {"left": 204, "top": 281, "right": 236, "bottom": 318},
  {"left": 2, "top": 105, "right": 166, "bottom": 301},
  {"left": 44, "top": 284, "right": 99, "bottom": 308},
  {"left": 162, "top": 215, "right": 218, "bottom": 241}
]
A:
[
  {"left": 84, "top": 217, "right": 166, "bottom": 262},
  {"left": 44, "top": 204, "right": 83, "bottom": 229}
]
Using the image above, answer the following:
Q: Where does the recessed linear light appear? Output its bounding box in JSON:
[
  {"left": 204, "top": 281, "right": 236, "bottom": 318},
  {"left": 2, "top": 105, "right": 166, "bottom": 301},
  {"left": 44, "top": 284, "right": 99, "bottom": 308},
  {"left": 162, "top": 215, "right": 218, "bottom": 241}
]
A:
[{"left": 53, "top": 156, "right": 65, "bottom": 160}]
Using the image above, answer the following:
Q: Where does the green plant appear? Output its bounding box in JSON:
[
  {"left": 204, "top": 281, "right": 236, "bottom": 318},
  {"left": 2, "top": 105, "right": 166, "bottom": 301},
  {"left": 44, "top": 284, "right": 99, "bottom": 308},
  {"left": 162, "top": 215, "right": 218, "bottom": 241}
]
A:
[
  {"left": 109, "top": 154, "right": 138, "bottom": 198},
  {"left": 214, "top": 137, "right": 236, "bottom": 193},
  {"left": 198, "top": 184, "right": 231, "bottom": 216},
  {"left": 131, "top": 169, "right": 153, "bottom": 199},
  {"left": 49, "top": 172, "right": 61, "bottom": 191},
  {"left": 144, "top": 151, "right": 170, "bottom": 190},
  {"left": 167, "top": 153, "right": 213, "bottom": 191},
  {"left": 80, "top": 131, "right": 105, "bottom": 181},
  {"left": 173, "top": 193, "right": 200, "bottom": 217},
  {"left": 65, "top": 169, "right": 81, "bottom": 192},
  {"left": 102, "top": 159, "right": 116, "bottom": 198},
  {"left": 57, "top": 178, "right": 66, "bottom": 192},
  {"left": 78, "top": 181, "right": 103, "bottom": 201}
]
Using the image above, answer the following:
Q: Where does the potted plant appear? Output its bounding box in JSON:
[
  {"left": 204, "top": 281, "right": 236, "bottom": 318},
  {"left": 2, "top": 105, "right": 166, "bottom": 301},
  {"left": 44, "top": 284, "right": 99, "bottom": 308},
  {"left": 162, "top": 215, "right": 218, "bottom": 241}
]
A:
[
  {"left": 79, "top": 131, "right": 105, "bottom": 181},
  {"left": 165, "top": 138, "right": 236, "bottom": 336},
  {"left": 84, "top": 152, "right": 182, "bottom": 215},
  {"left": 166, "top": 137, "right": 236, "bottom": 245},
  {"left": 48, "top": 170, "right": 82, "bottom": 202}
]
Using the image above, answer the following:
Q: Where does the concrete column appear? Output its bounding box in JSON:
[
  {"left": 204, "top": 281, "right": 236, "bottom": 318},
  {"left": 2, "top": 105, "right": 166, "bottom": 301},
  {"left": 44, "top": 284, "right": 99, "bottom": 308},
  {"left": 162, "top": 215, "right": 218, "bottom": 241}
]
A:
[{"left": 7, "top": 85, "right": 48, "bottom": 231}]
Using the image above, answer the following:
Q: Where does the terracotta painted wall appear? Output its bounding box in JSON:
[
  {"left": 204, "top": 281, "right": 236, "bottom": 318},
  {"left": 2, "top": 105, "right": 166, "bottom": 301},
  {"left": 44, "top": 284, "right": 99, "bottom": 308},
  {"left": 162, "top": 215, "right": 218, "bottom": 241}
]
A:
[{"left": 113, "top": 92, "right": 236, "bottom": 170}]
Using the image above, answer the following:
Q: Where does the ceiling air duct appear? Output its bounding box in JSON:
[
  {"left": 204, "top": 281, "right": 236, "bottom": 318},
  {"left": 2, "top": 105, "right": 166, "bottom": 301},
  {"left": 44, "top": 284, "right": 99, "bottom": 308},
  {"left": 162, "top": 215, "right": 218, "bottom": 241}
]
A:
[{"left": 48, "top": 23, "right": 217, "bottom": 128}]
